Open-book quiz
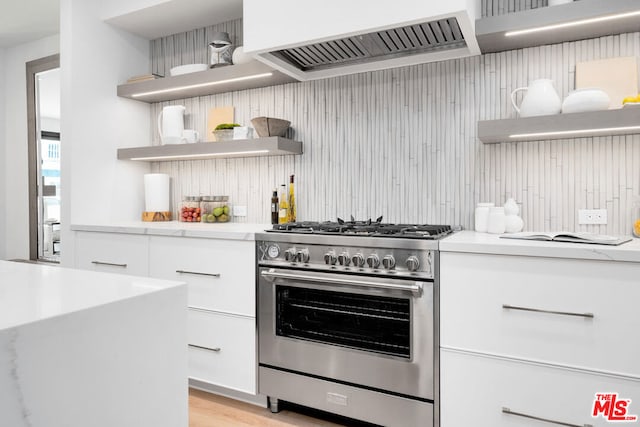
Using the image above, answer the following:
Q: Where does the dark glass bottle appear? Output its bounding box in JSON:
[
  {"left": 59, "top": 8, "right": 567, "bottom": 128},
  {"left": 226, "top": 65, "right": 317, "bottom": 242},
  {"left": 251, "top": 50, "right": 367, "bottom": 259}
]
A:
[{"left": 271, "top": 189, "right": 279, "bottom": 224}]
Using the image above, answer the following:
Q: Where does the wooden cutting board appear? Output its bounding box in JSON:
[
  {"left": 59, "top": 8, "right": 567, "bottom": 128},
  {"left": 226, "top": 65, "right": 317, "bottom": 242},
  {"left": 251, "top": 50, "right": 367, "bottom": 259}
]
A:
[
  {"left": 206, "top": 106, "right": 235, "bottom": 141},
  {"left": 576, "top": 57, "right": 638, "bottom": 109}
]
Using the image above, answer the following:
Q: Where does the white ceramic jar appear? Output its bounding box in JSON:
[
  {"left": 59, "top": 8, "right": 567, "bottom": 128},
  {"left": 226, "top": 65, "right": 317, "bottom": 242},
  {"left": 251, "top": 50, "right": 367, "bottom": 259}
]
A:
[
  {"left": 474, "top": 202, "right": 495, "bottom": 232},
  {"left": 487, "top": 207, "right": 506, "bottom": 234}
]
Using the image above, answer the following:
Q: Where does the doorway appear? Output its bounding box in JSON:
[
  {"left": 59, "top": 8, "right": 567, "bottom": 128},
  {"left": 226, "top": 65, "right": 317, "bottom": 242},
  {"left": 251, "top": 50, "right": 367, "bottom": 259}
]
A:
[{"left": 26, "top": 54, "right": 60, "bottom": 262}]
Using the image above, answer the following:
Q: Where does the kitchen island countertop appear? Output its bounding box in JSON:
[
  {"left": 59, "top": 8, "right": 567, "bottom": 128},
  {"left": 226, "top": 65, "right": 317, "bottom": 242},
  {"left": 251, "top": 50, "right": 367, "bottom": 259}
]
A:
[
  {"left": 71, "top": 221, "right": 272, "bottom": 241},
  {"left": 440, "top": 230, "right": 640, "bottom": 263},
  {"left": 0, "top": 260, "right": 188, "bottom": 427}
]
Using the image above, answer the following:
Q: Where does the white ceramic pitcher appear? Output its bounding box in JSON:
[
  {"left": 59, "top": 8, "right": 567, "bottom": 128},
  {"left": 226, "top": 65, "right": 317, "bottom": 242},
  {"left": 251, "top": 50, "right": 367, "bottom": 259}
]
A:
[
  {"left": 157, "top": 105, "right": 186, "bottom": 144},
  {"left": 510, "top": 79, "right": 562, "bottom": 117}
]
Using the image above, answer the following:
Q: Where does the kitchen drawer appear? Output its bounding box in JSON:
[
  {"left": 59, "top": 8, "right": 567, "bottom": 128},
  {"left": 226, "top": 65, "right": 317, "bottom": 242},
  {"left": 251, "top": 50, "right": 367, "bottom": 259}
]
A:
[
  {"left": 187, "top": 308, "right": 256, "bottom": 394},
  {"left": 74, "top": 231, "right": 149, "bottom": 276},
  {"left": 441, "top": 349, "right": 640, "bottom": 427},
  {"left": 149, "top": 236, "right": 255, "bottom": 316},
  {"left": 440, "top": 252, "right": 640, "bottom": 376}
]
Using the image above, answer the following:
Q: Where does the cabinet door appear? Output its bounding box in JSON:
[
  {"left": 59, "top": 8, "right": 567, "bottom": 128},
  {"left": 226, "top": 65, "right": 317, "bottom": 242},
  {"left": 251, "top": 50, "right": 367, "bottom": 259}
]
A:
[
  {"left": 441, "top": 349, "right": 640, "bottom": 427},
  {"left": 149, "top": 236, "right": 255, "bottom": 316},
  {"left": 75, "top": 232, "right": 149, "bottom": 276},
  {"left": 188, "top": 308, "right": 256, "bottom": 394},
  {"left": 440, "top": 252, "right": 640, "bottom": 376}
]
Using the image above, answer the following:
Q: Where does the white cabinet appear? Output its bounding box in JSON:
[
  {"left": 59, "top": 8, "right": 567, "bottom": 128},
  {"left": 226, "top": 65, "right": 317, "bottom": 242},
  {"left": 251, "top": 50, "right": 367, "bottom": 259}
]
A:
[
  {"left": 441, "top": 349, "right": 640, "bottom": 427},
  {"left": 148, "top": 235, "right": 257, "bottom": 394},
  {"left": 74, "top": 231, "right": 149, "bottom": 276},
  {"left": 440, "top": 253, "right": 640, "bottom": 376},
  {"left": 148, "top": 236, "right": 255, "bottom": 316},
  {"left": 72, "top": 229, "right": 258, "bottom": 396},
  {"left": 440, "top": 252, "right": 640, "bottom": 427},
  {"left": 188, "top": 309, "right": 256, "bottom": 394}
]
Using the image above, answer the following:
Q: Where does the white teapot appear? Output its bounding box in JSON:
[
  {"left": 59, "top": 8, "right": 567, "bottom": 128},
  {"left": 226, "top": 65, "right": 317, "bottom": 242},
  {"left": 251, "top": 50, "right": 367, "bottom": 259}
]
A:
[{"left": 511, "top": 79, "right": 562, "bottom": 117}]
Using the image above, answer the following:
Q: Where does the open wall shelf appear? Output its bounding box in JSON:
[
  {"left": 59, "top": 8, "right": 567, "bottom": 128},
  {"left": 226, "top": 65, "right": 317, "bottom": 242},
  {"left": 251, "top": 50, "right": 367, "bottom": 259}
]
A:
[
  {"left": 117, "top": 60, "right": 297, "bottom": 103},
  {"left": 476, "top": 0, "right": 640, "bottom": 54},
  {"left": 478, "top": 107, "right": 640, "bottom": 144},
  {"left": 117, "top": 137, "right": 303, "bottom": 161}
]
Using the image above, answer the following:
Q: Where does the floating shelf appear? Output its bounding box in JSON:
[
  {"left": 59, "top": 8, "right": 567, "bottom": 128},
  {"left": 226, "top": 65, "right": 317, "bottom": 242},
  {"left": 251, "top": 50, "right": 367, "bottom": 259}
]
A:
[
  {"left": 117, "top": 60, "right": 297, "bottom": 103},
  {"left": 478, "top": 107, "right": 640, "bottom": 144},
  {"left": 117, "top": 137, "right": 303, "bottom": 161},
  {"left": 476, "top": 0, "right": 640, "bottom": 54}
]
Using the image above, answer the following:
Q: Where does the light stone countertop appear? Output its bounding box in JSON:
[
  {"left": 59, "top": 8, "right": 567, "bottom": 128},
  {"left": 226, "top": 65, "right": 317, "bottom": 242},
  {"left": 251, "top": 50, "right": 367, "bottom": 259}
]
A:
[
  {"left": 71, "top": 221, "right": 273, "bottom": 241},
  {"left": 439, "top": 230, "right": 640, "bottom": 263},
  {"left": 0, "top": 260, "right": 185, "bottom": 331}
]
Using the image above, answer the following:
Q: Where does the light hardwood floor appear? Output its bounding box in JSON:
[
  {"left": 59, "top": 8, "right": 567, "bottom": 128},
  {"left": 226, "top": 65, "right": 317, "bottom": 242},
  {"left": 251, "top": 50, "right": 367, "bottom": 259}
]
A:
[{"left": 189, "top": 389, "right": 365, "bottom": 427}]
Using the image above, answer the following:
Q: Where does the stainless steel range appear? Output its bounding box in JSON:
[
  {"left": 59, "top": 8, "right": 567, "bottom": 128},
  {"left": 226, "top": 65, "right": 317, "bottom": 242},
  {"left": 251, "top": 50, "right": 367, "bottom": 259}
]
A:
[{"left": 256, "top": 218, "right": 453, "bottom": 427}]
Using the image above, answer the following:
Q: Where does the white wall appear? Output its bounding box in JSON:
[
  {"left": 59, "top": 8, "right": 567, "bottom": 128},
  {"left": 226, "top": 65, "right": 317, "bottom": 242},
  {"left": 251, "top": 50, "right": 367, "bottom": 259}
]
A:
[
  {"left": 0, "top": 48, "right": 5, "bottom": 260},
  {"left": 2, "top": 35, "right": 59, "bottom": 261},
  {"left": 60, "top": 0, "right": 151, "bottom": 266}
]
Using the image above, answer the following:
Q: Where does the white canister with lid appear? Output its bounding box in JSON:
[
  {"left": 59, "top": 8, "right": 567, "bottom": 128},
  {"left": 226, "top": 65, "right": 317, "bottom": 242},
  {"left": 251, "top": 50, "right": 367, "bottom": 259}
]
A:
[
  {"left": 487, "top": 207, "right": 506, "bottom": 234},
  {"left": 475, "top": 202, "right": 495, "bottom": 232}
]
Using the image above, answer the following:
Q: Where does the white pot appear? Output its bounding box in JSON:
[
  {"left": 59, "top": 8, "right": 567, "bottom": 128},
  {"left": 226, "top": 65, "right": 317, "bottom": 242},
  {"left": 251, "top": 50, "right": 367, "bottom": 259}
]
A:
[{"left": 562, "top": 88, "right": 610, "bottom": 113}]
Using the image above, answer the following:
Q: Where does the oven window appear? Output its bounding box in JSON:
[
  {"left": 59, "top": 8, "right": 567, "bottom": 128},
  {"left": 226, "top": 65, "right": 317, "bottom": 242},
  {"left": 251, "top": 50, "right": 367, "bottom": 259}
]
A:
[{"left": 276, "top": 285, "right": 411, "bottom": 358}]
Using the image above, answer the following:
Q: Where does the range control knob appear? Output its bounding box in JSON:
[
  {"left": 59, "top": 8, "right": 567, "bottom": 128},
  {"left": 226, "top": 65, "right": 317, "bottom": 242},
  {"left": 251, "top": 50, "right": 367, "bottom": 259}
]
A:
[
  {"left": 338, "top": 252, "right": 351, "bottom": 266},
  {"left": 366, "top": 254, "right": 380, "bottom": 269},
  {"left": 351, "top": 253, "right": 365, "bottom": 268},
  {"left": 284, "top": 248, "right": 297, "bottom": 262},
  {"left": 297, "top": 249, "right": 310, "bottom": 263},
  {"left": 324, "top": 251, "right": 337, "bottom": 265},
  {"left": 406, "top": 256, "right": 420, "bottom": 272},
  {"left": 382, "top": 255, "right": 396, "bottom": 270}
]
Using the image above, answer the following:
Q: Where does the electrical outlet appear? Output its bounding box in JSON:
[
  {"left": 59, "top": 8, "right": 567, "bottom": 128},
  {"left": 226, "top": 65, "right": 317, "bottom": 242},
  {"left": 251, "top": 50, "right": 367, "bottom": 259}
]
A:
[
  {"left": 233, "top": 205, "right": 247, "bottom": 217},
  {"left": 578, "top": 209, "right": 607, "bottom": 225}
]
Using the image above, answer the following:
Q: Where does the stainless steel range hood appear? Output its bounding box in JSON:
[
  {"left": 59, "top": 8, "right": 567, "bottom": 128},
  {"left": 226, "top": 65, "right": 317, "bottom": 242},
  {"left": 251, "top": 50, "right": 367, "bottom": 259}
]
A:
[{"left": 243, "top": 0, "right": 481, "bottom": 81}]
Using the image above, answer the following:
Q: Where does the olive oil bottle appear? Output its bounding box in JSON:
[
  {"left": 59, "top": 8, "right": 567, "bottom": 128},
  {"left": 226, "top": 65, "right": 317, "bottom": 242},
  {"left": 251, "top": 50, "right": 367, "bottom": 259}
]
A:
[
  {"left": 278, "top": 184, "right": 288, "bottom": 224},
  {"left": 287, "top": 175, "right": 296, "bottom": 223}
]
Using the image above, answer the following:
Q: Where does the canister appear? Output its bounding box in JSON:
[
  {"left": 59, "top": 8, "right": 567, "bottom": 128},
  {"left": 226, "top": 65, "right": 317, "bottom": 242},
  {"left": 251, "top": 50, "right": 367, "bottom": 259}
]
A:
[{"left": 179, "top": 196, "right": 201, "bottom": 222}]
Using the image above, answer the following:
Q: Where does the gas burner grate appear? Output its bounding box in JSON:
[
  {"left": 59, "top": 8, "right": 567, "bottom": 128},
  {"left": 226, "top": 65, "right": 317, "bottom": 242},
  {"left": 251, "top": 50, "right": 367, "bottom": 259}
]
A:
[{"left": 269, "top": 217, "right": 454, "bottom": 239}]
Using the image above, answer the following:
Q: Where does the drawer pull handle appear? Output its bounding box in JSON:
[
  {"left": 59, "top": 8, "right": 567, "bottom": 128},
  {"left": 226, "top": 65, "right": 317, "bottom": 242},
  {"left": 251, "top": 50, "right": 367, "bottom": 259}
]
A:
[
  {"left": 502, "top": 304, "right": 594, "bottom": 319},
  {"left": 502, "top": 407, "right": 593, "bottom": 427},
  {"left": 91, "top": 261, "right": 127, "bottom": 268},
  {"left": 188, "top": 344, "right": 221, "bottom": 352},
  {"left": 176, "top": 270, "right": 221, "bottom": 278}
]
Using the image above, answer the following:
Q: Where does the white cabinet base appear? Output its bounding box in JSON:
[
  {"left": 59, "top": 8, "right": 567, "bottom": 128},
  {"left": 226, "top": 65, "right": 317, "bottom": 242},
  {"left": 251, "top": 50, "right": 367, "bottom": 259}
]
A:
[{"left": 441, "top": 349, "right": 640, "bottom": 427}]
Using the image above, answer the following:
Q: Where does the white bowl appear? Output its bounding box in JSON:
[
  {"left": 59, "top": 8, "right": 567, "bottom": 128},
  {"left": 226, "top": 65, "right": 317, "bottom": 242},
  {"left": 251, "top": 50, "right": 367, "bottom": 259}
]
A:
[
  {"left": 169, "top": 63, "right": 208, "bottom": 76},
  {"left": 562, "top": 88, "right": 610, "bottom": 114}
]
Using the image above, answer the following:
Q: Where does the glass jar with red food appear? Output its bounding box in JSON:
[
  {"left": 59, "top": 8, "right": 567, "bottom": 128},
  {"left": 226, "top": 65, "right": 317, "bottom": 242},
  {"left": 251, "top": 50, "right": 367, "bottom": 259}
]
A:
[{"left": 179, "top": 196, "right": 202, "bottom": 222}]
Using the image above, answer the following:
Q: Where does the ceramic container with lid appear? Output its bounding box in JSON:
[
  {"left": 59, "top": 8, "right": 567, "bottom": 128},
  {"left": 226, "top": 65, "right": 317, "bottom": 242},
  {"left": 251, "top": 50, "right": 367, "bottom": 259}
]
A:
[
  {"left": 487, "top": 207, "right": 506, "bottom": 234},
  {"left": 475, "top": 202, "right": 495, "bottom": 232}
]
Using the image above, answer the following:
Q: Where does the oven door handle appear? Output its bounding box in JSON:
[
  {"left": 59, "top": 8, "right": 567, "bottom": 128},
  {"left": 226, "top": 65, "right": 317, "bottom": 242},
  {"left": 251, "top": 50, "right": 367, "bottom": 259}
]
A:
[{"left": 260, "top": 269, "right": 423, "bottom": 295}]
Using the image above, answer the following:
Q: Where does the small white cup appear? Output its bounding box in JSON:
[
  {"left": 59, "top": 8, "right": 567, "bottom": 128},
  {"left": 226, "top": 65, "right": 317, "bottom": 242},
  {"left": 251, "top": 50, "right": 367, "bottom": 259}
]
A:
[{"left": 181, "top": 129, "right": 199, "bottom": 144}]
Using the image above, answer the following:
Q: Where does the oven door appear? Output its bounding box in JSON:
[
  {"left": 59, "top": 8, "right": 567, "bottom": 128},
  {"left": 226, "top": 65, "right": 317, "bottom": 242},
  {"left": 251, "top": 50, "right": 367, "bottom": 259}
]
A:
[{"left": 258, "top": 267, "right": 434, "bottom": 401}]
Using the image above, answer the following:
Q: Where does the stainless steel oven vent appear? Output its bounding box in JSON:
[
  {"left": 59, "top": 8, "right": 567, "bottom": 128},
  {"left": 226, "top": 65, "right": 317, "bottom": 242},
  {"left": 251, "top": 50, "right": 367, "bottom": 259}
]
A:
[{"left": 273, "top": 18, "right": 467, "bottom": 72}]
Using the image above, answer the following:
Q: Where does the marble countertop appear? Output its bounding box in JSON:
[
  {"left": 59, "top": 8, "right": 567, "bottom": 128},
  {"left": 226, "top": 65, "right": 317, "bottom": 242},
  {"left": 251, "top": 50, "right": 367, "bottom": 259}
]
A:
[
  {"left": 0, "top": 260, "right": 185, "bottom": 331},
  {"left": 71, "top": 221, "right": 273, "bottom": 241},
  {"left": 440, "top": 230, "right": 640, "bottom": 263}
]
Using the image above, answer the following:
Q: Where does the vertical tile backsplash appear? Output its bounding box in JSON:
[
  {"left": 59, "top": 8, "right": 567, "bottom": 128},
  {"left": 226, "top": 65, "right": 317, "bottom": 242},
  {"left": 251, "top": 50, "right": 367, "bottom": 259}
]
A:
[{"left": 148, "top": 13, "right": 640, "bottom": 236}]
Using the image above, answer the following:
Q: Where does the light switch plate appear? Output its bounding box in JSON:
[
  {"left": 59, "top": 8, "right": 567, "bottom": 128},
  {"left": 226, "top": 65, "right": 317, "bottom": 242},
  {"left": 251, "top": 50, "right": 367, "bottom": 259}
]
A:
[
  {"left": 578, "top": 209, "right": 607, "bottom": 225},
  {"left": 233, "top": 205, "right": 247, "bottom": 217}
]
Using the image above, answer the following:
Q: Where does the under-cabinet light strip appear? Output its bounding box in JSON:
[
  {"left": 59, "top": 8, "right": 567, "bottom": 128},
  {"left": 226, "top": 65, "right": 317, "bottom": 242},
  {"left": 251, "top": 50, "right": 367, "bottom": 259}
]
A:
[
  {"left": 510, "top": 125, "right": 640, "bottom": 139},
  {"left": 130, "top": 73, "right": 273, "bottom": 98},
  {"left": 129, "top": 150, "right": 270, "bottom": 161},
  {"left": 505, "top": 10, "right": 640, "bottom": 37}
]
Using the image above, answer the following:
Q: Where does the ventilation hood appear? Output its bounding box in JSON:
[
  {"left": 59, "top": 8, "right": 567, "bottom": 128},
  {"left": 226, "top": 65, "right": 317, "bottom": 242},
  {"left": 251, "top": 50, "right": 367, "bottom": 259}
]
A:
[{"left": 243, "top": 0, "right": 481, "bottom": 81}]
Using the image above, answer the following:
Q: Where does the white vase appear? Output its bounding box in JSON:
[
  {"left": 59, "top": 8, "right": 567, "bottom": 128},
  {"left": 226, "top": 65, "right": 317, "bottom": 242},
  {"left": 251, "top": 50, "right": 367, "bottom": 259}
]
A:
[
  {"left": 504, "top": 198, "right": 519, "bottom": 216},
  {"left": 504, "top": 215, "right": 524, "bottom": 233}
]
